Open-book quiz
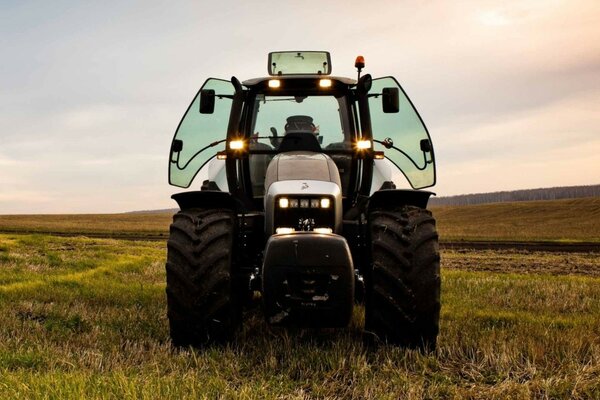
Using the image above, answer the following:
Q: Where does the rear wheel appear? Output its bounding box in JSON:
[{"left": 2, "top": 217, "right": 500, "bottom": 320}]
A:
[
  {"left": 365, "top": 205, "right": 441, "bottom": 350},
  {"left": 165, "top": 208, "right": 240, "bottom": 347}
]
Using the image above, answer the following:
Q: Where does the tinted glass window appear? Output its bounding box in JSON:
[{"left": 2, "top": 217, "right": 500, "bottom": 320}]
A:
[
  {"left": 252, "top": 95, "right": 348, "bottom": 150},
  {"left": 249, "top": 95, "right": 353, "bottom": 196},
  {"left": 369, "top": 77, "right": 435, "bottom": 189},
  {"left": 269, "top": 51, "right": 331, "bottom": 75},
  {"left": 169, "top": 79, "right": 234, "bottom": 188}
]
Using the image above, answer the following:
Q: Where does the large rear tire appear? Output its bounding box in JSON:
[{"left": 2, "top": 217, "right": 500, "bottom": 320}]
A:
[
  {"left": 365, "top": 205, "right": 441, "bottom": 350},
  {"left": 165, "top": 208, "right": 240, "bottom": 347}
]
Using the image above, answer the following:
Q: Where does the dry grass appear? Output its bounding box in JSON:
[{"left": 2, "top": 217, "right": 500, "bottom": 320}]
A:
[
  {"left": 1, "top": 197, "right": 599, "bottom": 244},
  {"left": 0, "top": 234, "right": 598, "bottom": 399},
  {"left": 0, "top": 213, "right": 172, "bottom": 237},
  {"left": 431, "top": 197, "right": 600, "bottom": 242}
]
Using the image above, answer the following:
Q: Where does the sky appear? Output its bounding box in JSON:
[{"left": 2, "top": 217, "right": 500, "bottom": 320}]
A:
[{"left": 1, "top": 0, "right": 599, "bottom": 213}]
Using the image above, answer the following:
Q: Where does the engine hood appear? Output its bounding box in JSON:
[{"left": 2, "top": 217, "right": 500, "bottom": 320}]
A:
[{"left": 264, "top": 152, "right": 341, "bottom": 193}]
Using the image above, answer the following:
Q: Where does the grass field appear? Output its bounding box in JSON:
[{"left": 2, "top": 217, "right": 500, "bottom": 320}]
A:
[
  {"left": 0, "top": 197, "right": 598, "bottom": 243},
  {"left": 0, "top": 213, "right": 172, "bottom": 238},
  {"left": 0, "top": 233, "right": 598, "bottom": 399},
  {"left": 431, "top": 197, "right": 600, "bottom": 242}
]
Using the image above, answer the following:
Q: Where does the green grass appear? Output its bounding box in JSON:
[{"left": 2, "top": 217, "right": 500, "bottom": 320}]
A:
[
  {"left": 0, "top": 234, "right": 598, "bottom": 399},
  {"left": 431, "top": 197, "right": 600, "bottom": 242}
]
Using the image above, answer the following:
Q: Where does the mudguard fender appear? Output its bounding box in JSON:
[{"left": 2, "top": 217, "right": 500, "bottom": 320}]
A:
[
  {"left": 171, "top": 191, "right": 237, "bottom": 211},
  {"left": 367, "top": 189, "right": 435, "bottom": 211}
]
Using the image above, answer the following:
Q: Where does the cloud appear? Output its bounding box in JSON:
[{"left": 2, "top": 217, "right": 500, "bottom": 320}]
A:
[
  {"left": 0, "top": 0, "right": 599, "bottom": 212},
  {"left": 434, "top": 91, "right": 600, "bottom": 195}
]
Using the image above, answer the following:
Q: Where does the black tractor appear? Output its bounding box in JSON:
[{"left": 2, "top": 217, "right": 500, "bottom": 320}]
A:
[{"left": 166, "top": 51, "right": 440, "bottom": 350}]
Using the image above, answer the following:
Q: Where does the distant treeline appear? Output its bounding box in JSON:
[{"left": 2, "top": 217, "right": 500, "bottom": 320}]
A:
[
  {"left": 430, "top": 184, "right": 600, "bottom": 206},
  {"left": 128, "top": 208, "right": 177, "bottom": 215}
]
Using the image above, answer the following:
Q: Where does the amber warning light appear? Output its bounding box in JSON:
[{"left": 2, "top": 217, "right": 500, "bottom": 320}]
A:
[
  {"left": 355, "top": 55, "right": 365, "bottom": 70},
  {"left": 355, "top": 55, "right": 365, "bottom": 79}
]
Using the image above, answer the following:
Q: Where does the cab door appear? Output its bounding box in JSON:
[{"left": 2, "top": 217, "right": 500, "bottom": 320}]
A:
[
  {"left": 169, "top": 78, "right": 235, "bottom": 188},
  {"left": 368, "top": 77, "right": 435, "bottom": 189}
]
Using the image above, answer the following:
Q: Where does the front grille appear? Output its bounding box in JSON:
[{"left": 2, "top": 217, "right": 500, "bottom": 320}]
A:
[{"left": 285, "top": 272, "right": 332, "bottom": 302}]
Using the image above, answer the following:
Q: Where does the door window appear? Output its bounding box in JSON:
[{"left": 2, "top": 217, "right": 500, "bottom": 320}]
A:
[
  {"left": 169, "top": 78, "right": 234, "bottom": 188},
  {"left": 368, "top": 77, "right": 435, "bottom": 189}
]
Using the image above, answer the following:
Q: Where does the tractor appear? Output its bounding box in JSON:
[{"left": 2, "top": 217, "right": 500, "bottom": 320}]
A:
[{"left": 166, "top": 51, "right": 440, "bottom": 350}]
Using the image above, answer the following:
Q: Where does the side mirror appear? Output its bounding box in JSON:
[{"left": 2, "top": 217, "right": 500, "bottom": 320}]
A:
[
  {"left": 171, "top": 139, "right": 183, "bottom": 153},
  {"left": 170, "top": 139, "right": 183, "bottom": 163},
  {"left": 382, "top": 87, "right": 400, "bottom": 113},
  {"left": 420, "top": 139, "right": 432, "bottom": 152},
  {"left": 199, "top": 89, "right": 215, "bottom": 114}
]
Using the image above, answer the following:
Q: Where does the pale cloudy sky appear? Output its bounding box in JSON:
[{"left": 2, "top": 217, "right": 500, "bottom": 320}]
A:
[{"left": 1, "top": 0, "right": 599, "bottom": 213}]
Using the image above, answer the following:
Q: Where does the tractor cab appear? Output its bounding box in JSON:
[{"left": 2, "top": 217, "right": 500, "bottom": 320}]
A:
[
  {"left": 165, "top": 52, "right": 440, "bottom": 350},
  {"left": 169, "top": 51, "right": 435, "bottom": 206}
]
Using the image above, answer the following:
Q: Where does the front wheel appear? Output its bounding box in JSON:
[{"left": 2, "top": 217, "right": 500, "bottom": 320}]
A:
[
  {"left": 365, "top": 206, "right": 441, "bottom": 350},
  {"left": 165, "top": 208, "right": 240, "bottom": 347}
]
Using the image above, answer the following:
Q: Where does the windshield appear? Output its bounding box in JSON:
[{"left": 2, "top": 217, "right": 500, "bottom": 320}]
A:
[
  {"left": 248, "top": 94, "right": 354, "bottom": 196},
  {"left": 251, "top": 95, "right": 350, "bottom": 149}
]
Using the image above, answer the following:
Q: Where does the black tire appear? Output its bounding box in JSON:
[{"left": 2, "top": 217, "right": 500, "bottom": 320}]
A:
[
  {"left": 365, "top": 205, "right": 441, "bottom": 350},
  {"left": 165, "top": 208, "right": 240, "bottom": 347}
]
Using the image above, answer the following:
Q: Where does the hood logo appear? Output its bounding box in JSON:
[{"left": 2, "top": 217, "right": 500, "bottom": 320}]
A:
[{"left": 301, "top": 182, "right": 309, "bottom": 190}]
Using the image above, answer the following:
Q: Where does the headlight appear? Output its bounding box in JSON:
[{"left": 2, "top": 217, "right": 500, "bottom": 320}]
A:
[
  {"left": 279, "top": 197, "right": 331, "bottom": 208},
  {"left": 273, "top": 196, "right": 335, "bottom": 233},
  {"left": 275, "top": 227, "right": 295, "bottom": 234}
]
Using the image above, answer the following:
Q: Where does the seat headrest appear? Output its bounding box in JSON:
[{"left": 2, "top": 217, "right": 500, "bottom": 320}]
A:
[
  {"left": 285, "top": 115, "right": 315, "bottom": 133},
  {"left": 278, "top": 132, "right": 322, "bottom": 153}
]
